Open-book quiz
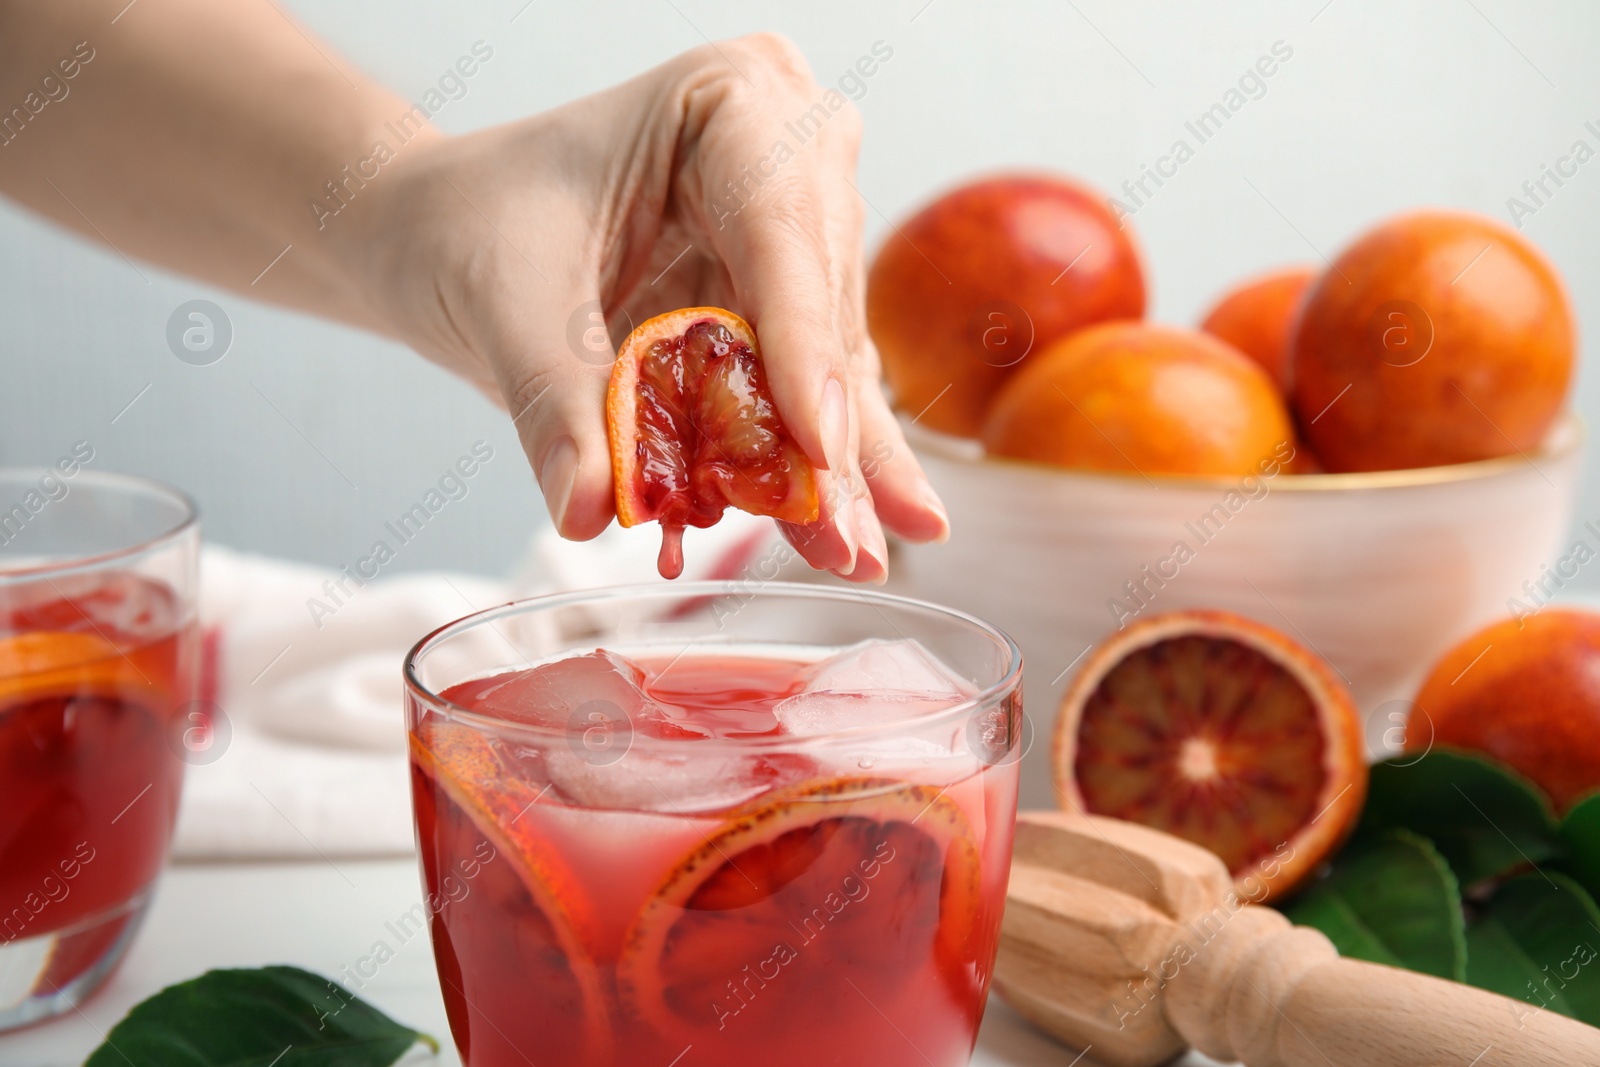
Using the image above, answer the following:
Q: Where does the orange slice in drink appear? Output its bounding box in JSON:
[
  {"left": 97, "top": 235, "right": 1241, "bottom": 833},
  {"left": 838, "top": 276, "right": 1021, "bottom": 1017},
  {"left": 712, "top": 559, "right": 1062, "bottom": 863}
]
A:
[
  {"left": 616, "top": 776, "right": 981, "bottom": 1042},
  {"left": 0, "top": 632, "right": 150, "bottom": 702},
  {"left": 410, "top": 721, "right": 611, "bottom": 1056},
  {"left": 1053, "top": 610, "right": 1366, "bottom": 903},
  {"left": 607, "top": 307, "right": 820, "bottom": 579}
]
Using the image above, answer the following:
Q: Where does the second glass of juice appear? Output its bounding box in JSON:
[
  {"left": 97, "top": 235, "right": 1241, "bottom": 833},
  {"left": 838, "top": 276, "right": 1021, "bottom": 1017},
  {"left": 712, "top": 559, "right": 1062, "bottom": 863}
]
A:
[
  {"left": 405, "top": 581, "right": 1023, "bottom": 1067},
  {"left": 0, "top": 468, "right": 199, "bottom": 1030}
]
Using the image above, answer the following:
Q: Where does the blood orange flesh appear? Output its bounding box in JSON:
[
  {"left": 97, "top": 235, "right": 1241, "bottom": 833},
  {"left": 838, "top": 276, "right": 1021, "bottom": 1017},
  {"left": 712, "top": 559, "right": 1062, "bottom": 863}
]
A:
[
  {"left": 410, "top": 722, "right": 612, "bottom": 1060},
  {"left": 608, "top": 308, "right": 819, "bottom": 579},
  {"left": 1054, "top": 611, "right": 1366, "bottom": 902},
  {"left": 617, "top": 776, "right": 982, "bottom": 1050}
]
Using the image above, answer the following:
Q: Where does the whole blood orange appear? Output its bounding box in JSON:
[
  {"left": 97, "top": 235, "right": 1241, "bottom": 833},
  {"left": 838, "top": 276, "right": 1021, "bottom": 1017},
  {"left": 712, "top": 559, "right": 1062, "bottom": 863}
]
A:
[
  {"left": 981, "top": 322, "right": 1298, "bottom": 477},
  {"left": 1290, "top": 210, "right": 1574, "bottom": 472},
  {"left": 607, "top": 308, "right": 819, "bottom": 579},
  {"left": 1199, "top": 266, "right": 1317, "bottom": 390},
  {"left": 1054, "top": 611, "right": 1366, "bottom": 903},
  {"left": 1409, "top": 609, "right": 1600, "bottom": 815},
  {"left": 866, "top": 174, "right": 1145, "bottom": 438}
]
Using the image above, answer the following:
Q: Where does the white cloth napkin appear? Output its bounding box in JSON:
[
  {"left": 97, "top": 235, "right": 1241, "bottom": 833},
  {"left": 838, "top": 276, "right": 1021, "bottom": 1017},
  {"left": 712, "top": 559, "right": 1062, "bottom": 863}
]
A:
[{"left": 172, "top": 514, "right": 784, "bottom": 860}]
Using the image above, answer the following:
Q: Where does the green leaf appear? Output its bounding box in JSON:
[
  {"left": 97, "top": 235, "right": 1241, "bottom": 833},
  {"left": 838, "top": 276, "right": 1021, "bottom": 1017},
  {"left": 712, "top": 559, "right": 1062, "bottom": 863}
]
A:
[
  {"left": 1281, "top": 829, "right": 1466, "bottom": 980},
  {"left": 1358, "top": 749, "right": 1562, "bottom": 888},
  {"left": 1465, "top": 872, "right": 1600, "bottom": 1027},
  {"left": 84, "top": 965, "right": 439, "bottom": 1067},
  {"left": 1558, "top": 791, "right": 1600, "bottom": 901}
]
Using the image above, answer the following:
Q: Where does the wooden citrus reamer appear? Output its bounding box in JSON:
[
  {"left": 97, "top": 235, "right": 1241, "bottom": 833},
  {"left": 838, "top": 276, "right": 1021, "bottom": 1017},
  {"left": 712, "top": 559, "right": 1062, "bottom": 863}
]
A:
[{"left": 995, "top": 811, "right": 1600, "bottom": 1067}]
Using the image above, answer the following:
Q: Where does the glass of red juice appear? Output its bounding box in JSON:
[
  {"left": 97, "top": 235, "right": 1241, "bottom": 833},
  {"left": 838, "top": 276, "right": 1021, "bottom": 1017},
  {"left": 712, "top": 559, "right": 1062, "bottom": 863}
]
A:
[
  {"left": 405, "top": 581, "right": 1024, "bottom": 1067},
  {"left": 0, "top": 468, "right": 199, "bottom": 1029}
]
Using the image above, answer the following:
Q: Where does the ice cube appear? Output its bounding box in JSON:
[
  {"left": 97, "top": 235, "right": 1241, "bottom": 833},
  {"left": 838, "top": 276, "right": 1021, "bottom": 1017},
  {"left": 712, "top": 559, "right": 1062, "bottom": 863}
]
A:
[
  {"left": 774, "top": 640, "right": 985, "bottom": 783},
  {"left": 771, "top": 639, "right": 974, "bottom": 736},
  {"left": 850, "top": 734, "right": 971, "bottom": 779},
  {"left": 2, "top": 571, "right": 179, "bottom": 644},
  {"left": 450, "top": 649, "right": 805, "bottom": 812},
  {"left": 772, "top": 690, "right": 962, "bottom": 736},
  {"left": 450, "top": 649, "right": 658, "bottom": 732},
  {"left": 541, "top": 746, "right": 799, "bottom": 812},
  {"left": 773, "top": 699, "right": 983, "bottom": 785},
  {"left": 800, "top": 639, "right": 974, "bottom": 700}
]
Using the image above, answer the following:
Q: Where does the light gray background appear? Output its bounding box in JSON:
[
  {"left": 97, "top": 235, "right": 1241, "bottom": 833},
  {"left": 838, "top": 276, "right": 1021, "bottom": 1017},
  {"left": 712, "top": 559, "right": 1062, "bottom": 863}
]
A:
[{"left": 2, "top": 0, "right": 1596, "bottom": 582}]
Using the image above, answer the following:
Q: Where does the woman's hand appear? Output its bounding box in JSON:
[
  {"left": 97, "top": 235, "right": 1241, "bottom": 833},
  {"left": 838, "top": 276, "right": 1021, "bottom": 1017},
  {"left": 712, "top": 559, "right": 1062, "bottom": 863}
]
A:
[
  {"left": 345, "top": 34, "right": 948, "bottom": 581},
  {"left": 0, "top": 3, "right": 943, "bottom": 580}
]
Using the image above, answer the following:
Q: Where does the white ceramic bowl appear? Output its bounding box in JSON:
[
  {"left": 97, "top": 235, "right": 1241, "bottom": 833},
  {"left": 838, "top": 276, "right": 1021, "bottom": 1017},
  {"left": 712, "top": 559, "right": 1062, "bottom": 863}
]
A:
[{"left": 896, "top": 417, "right": 1584, "bottom": 809}]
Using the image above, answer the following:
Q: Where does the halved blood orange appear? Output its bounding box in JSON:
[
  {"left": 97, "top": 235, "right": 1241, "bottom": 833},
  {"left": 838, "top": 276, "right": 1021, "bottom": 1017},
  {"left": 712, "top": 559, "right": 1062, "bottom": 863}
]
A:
[
  {"left": 616, "top": 776, "right": 981, "bottom": 1042},
  {"left": 1053, "top": 610, "right": 1366, "bottom": 903},
  {"left": 410, "top": 722, "right": 612, "bottom": 1056},
  {"left": 607, "top": 307, "right": 820, "bottom": 579}
]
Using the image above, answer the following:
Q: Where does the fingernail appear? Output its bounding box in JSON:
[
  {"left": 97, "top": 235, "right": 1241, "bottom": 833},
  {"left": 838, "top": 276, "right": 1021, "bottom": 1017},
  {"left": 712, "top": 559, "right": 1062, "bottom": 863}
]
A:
[
  {"left": 539, "top": 436, "right": 579, "bottom": 533},
  {"left": 819, "top": 378, "right": 847, "bottom": 472},
  {"left": 833, "top": 485, "right": 860, "bottom": 574},
  {"left": 858, "top": 510, "right": 889, "bottom": 586}
]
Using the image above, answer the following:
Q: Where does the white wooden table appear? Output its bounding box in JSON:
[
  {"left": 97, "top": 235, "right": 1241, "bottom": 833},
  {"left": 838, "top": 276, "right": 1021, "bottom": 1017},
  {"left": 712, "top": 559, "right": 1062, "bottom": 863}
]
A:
[{"left": 0, "top": 859, "right": 1222, "bottom": 1067}]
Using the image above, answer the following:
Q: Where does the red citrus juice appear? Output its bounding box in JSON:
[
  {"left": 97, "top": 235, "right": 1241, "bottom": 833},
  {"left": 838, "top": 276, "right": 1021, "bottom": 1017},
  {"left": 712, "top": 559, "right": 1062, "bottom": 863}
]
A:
[
  {"left": 411, "top": 650, "right": 1019, "bottom": 1067},
  {"left": 0, "top": 572, "right": 196, "bottom": 986}
]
